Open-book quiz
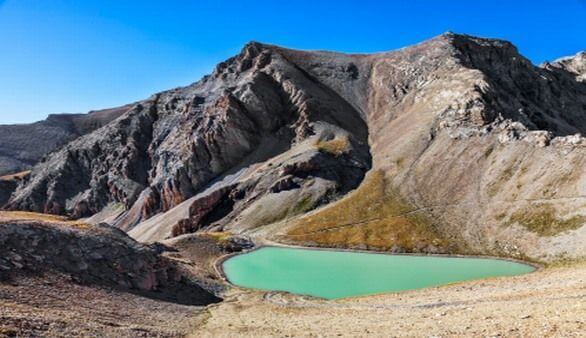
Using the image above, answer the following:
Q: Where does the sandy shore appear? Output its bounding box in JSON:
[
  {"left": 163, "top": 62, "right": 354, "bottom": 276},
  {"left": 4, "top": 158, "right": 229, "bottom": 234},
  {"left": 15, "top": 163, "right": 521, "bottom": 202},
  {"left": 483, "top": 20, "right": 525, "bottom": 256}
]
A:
[{"left": 192, "top": 261, "right": 585, "bottom": 337}]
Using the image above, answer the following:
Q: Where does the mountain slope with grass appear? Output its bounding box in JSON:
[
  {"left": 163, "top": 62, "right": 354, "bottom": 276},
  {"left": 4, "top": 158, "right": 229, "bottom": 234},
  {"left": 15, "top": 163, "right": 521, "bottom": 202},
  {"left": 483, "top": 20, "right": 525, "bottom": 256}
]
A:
[{"left": 4, "top": 33, "right": 586, "bottom": 262}]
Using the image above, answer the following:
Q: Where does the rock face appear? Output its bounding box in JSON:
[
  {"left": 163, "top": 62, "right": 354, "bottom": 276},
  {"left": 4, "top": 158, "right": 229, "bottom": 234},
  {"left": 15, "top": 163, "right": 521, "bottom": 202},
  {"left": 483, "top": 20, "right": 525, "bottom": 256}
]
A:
[
  {"left": 547, "top": 51, "right": 586, "bottom": 82},
  {"left": 6, "top": 41, "right": 371, "bottom": 233},
  {"left": 282, "top": 34, "right": 586, "bottom": 261},
  {"left": 4, "top": 33, "right": 586, "bottom": 261},
  {"left": 0, "top": 221, "right": 220, "bottom": 305},
  {"left": 0, "top": 105, "right": 130, "bottom": 176}
]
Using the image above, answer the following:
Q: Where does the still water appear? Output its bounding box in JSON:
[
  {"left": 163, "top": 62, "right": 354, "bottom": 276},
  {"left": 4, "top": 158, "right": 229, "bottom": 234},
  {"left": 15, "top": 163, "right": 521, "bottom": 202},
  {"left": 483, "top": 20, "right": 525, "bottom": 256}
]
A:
[{"left": 223, "top": 247, "right": 535, "bottom": 299}]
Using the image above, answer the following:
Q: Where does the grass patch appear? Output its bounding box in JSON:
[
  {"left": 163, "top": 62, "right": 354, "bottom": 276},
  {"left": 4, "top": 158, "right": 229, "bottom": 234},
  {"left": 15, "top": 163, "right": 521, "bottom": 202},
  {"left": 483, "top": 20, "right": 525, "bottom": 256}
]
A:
[
  {"left": 0, "top": 211, "right": 89, "bottom": 229},
  {"left": 507, "top": 204, "right": 586, "bottom": 236},
  {"left": 315, "top": 137, "right": 349, "bottom": 157},
  {"left": 201, "top": 231, "right": 232, "bottom": 244},
  {"left": 286, "top": 170, "right": 446, "bottom": 251},
  {"left": 495, "top": 212, "right": 507, "bottom": 221}
]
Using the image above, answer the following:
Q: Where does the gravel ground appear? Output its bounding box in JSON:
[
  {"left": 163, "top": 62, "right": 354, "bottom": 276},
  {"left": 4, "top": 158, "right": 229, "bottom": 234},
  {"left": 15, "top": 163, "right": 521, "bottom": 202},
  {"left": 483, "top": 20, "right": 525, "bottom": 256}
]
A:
[
  {"left": 1, "top": 241, "right": 583, "bottom": 337},
  {"left": 192, "top": 262, "right": 585, "bottom": 337},
  {"left": 0, "top": 273, "right": 204, "bottom": 337}
]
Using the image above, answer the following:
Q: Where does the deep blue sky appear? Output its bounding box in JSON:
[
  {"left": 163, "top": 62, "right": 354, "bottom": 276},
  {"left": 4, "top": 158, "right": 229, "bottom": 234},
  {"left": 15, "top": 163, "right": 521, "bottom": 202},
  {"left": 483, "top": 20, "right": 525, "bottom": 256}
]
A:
[{"left": 1, "top": 0, "right": 585, "bottom": 124}]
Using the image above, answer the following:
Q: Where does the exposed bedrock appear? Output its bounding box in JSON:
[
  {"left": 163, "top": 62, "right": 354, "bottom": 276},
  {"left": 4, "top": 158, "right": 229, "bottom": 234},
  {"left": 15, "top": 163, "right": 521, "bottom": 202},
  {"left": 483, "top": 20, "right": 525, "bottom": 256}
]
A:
[
  {"left": 0, "top": 221, "right": 221, "bottom": 305},
  {"left": 7, "top": 41, "right": 371, "bottom": 235},
  {"left": 5, "top": 33, "right": 586, "bottom": 261}
]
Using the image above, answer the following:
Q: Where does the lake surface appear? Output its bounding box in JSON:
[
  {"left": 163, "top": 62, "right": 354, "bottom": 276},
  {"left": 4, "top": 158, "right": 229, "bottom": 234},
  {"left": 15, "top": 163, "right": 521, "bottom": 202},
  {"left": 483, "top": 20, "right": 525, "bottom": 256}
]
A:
[{"left": 222, "top": 247, "right": 535, "bottom": 299}]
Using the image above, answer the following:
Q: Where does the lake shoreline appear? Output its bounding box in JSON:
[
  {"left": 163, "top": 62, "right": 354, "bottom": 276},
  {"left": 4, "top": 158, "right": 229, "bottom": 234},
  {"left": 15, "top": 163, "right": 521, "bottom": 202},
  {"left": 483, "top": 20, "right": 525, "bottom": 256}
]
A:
[
  {"left": 195, "top": 261, "right": 586, "bottom": 337},
  {"left": 214, "top": 239, "right": 540, "bottom": 299}
]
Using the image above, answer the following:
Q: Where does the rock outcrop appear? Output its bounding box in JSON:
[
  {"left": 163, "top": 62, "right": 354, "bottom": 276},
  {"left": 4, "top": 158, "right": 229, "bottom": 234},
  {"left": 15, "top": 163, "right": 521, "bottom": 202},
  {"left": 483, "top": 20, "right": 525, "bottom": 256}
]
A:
[
  {"left": 547, "top": 51, "right": 586, "bottom": 82},
  {"left": 4, "top": 33, "right": 586, "bottom": 262},
  {"left": 0, "top": 220, "right": 220, "bottom": 305}
]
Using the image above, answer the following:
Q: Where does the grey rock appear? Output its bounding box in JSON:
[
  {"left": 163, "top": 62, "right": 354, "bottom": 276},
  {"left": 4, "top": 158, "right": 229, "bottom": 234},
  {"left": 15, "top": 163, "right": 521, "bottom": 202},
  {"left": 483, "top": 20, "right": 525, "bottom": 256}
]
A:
[
  {"left": 7, "top": 41, "right": 371, "bottom": 234},
  {"left": 3, "top": 33, "right": 586, "bottom": 261}
]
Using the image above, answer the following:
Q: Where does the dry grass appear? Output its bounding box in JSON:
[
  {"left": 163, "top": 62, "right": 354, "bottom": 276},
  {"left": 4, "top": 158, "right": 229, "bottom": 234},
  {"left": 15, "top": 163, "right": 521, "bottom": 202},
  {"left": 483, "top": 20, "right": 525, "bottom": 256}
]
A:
[
  {"left": 0, "top": 170, "right": 30, "bottom": 181},
  {"left": 285, "top": 170, "right": 446, "bottom": 251},
  {"left": 507, "top": 204, "right": 586, "bottom": 236},
  {"left": 201, "top": 231, "right": 232, "bottom": 244},
  {"left": 315, "top": 137, "right": 349, "bottom": 156},
  {"left": 0, "top": 211, "right": 89, "bottom": 229}
]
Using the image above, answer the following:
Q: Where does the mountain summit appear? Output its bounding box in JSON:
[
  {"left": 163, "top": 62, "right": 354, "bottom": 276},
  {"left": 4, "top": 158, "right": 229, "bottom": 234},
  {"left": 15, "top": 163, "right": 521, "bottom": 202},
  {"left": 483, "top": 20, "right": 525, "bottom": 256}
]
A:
[{"left": 3, "top": 33, "right": 586, "bottom": 262}]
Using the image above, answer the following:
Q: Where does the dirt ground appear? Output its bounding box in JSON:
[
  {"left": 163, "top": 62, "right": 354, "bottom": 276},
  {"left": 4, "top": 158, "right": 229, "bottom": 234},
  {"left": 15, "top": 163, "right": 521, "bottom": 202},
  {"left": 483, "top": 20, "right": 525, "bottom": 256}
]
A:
[
  {"left": 0, "top": 273, "right": 204, "bottom": 338},
  {"left": 1, "top": 234, "right": 584, "bottom": 337},
  {"left": 192, "top": 262, "right": 585, "bottom": 337}
]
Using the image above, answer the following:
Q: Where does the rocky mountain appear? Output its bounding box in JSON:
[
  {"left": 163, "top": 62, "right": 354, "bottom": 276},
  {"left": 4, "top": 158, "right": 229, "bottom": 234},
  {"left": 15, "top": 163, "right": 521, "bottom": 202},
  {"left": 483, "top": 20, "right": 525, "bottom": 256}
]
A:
[
  {"left": 0, "top": 105, "right": 130, "bottom": 176},
  {"left": 3, "top": 33, "right": 586, "bottom": 262}
]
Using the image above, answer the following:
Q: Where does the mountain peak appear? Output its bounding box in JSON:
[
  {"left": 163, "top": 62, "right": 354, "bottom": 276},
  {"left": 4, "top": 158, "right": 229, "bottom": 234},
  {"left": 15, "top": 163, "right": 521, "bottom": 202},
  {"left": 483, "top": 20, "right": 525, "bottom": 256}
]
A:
[{"left": 3, "top": 34, "right": 586, "bottom": 264}]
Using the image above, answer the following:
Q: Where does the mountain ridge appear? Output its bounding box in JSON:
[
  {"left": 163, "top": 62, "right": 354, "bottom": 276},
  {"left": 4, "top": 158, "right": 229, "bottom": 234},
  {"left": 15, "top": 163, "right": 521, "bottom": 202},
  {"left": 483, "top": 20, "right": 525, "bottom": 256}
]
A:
[{"left": 3, "top": 33, "right": 586, "bottom": 262}]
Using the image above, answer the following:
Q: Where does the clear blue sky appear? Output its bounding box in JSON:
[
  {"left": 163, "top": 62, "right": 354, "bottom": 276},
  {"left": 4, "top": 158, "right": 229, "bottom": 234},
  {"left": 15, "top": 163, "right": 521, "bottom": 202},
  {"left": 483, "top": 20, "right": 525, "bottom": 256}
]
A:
[{"left": 1, "top": 0, "right": 585, "bottom": 124}]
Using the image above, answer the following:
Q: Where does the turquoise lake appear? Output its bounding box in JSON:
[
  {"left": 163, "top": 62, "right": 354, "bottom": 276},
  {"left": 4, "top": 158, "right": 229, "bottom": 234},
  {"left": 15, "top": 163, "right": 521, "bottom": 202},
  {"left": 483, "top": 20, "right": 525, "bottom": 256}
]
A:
[{"left": 222, "top": 247, "right": 535, "bottom": 299}]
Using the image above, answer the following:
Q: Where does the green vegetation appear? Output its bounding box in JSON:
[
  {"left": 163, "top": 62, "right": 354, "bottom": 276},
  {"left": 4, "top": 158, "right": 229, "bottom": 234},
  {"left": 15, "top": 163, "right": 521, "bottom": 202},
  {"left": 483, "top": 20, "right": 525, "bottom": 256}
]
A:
[
  {"left": 544, "top": 257, "right": 586, "bottom": 268},
  {"left": 201, "top": 231, "right": 232, "bottom": 244},
  {"left": 286, "top": 170, "right": 446, "bottom": 251},
  {"left": 507, "top": 204, "right": 586, "bottom": 236},
  {"left": 495, "top": 212, "right": 507, "bottom": 221},
  {"left": 315, "top": 137, "right": 349, "bottom": 157}
]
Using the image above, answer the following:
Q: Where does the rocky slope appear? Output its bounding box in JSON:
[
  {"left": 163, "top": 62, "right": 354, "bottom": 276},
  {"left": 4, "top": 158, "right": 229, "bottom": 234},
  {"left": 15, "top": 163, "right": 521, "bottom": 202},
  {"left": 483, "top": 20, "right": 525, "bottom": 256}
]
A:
[
  {"left": 6, "top": 42, "right": 371, "bottom": 233},
  {"left": 4, "top": 33, "right": 586, "bottom": 262},
  {"left": 0, "top": 219, "right": 220, "bottom": 305},
  {"left": 0, "top": 105, "right": 130, "bottom": 176},
  {"left": 279, "top": 34, "right": 586, "bottom": 261}
]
